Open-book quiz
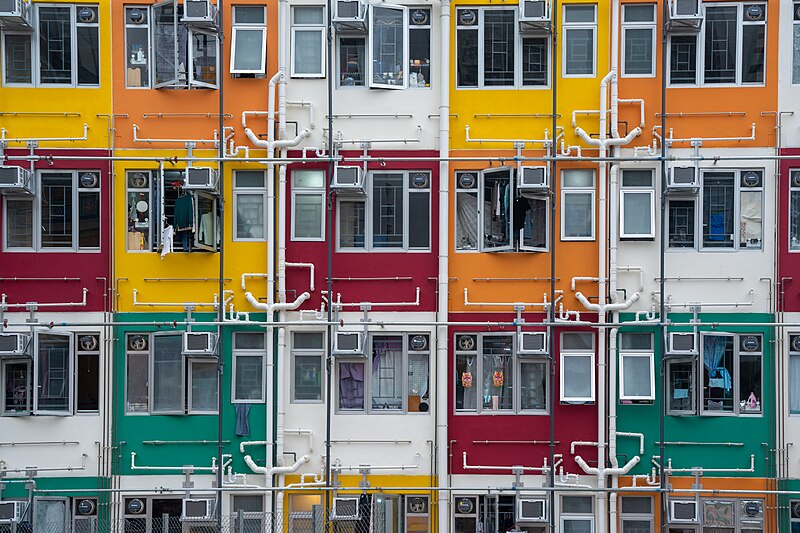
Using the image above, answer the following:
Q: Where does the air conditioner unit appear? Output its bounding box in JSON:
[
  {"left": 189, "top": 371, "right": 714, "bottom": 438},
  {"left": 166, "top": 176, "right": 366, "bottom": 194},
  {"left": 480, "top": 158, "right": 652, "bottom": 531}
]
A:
[
  {"left": 0, "top": 501, "right": 25, "bottom": 524},
  {"left": 182, "top": 498, "right": 214, "bottom": 521},
  {"left": 668, "top": 332, "right": 696, "bottom": 355},
  {"left": 333, "top": 0, "right": 367, "bottom": 31},
  {"left": 667, "top": 0, "right": 702, "bottom": 31},
  {"left": 0, "top": 166, "right": 34, "bottom": 195},
  {"left": 0, "top": 0, "right": 33, "bottom": 29},
  {"left": 184, "top": 167, "right": 218, "bottom": 190},
  {"left": 0, "top": 333, "right": 31, "bottom": 356},
  {"left": 669, "top": 500, "right": 698, "bottom": 523},
  {"left": 182, "top": 332, "right": 219, "bottom": 356},
  {"left": 517, "top": 166, "right": 549, "bottom": 195},
  {"left": 181, "top": 0, "right": 216, "bottom": 24},
  {"left": 666, "top": 165, "right": 699, "bottom": 193},
  {"left": 519, "top": 0, "right": 550, "bottom": 31},
  {"left": 518, "top": 331, "right": 547, "bottom": 355},
  {"left": 517, "top": 498, "right": 547, "bottom": 522},
  {"left": 331, "top": 497, "right": 360, "bottom": 520},
  {"left": 331, "top": 165, "right": 366, "bottom": 195},
  {"left": 333, "top": 332, "right": 364, "bottom": 355}
]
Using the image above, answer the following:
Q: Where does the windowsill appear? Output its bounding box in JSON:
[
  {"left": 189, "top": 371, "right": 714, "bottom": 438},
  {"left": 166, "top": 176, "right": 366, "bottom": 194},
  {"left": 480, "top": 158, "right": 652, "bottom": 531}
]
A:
[
  {"left": 667, "top": 83, "right": 766, "bottom": 89},
  {"left": 336, "top": 248, "right": 431, "bottom": 253},
  {"left": 4, "top": 248, "right": 102, "bottom": 253},
  {"left": 454, "top": 410, "right": 549, "bottom": 416},
  {"left": 455, "top": 86, "right": 551, "bottom": 91}
]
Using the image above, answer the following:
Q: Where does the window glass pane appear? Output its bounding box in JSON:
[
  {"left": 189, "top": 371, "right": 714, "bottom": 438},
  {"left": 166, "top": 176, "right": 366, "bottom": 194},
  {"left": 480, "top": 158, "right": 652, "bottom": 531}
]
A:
[
  {"left": 4, "top": 33, "right": 32, "bottom": 83},
  {"left": 520, "top": 196, "right": 547, "bottom": 249},
  {"left": 623, "top": 5, "right": 655, "bottom": 22},
  {"left": 339, "top": 361, "right": 365, "bottom": 410},
  {"left": 78, "top": 191, "right": 100, "bottom": 248},
  {"left": 235, "top": 171, "right": 265, "bottom": 188},
  {"left": 152, "top": 334, "right": 183, "bottom": 412},
  {"left": 191, "top": 32, "right": 217, "bottom": 85},
  {"left": 295, "top": 332, "right": 324, "bottom": 350},
  {"left": 126, "top": 352, "right": 149, "bottom": 413},
  {"left": 522, "top": 37, "right": 548, "bottom": 86},
  {"left": 565, "top": 28, "right": 594, "bottom": 75},
  {"left": 234, "top": 29, "right": 264, "bottom": 71},
  {"left": 742, "top": 24, "right": 765, "bottom": 83},
  {"left": 563, "top": 355, "right": 592, "bottom": 399},
  {"left": 408, "top": 352, "right": 429, "bottom": 412},
  {"left": 483, "top": 10, "right": 515, "bottom": 86},
  {"left": 520, "top": 361, "right": 546, "bottom": 410},
  {"left": 739, "top": 353, "right": 761, "bottom": 413},
  {"left": 791, "top": 353, "right": 800, "bottom": 414},
  {"left": 235, "top": 333, "right": 265, "bottom": 350},
  {"left": 564, "top": 5, "right": 595, "bottom": 23},
  {"left": 791, "top": 189, "right": 800, "bottom": 250},
  {"left": 294, "top": 354, "right": 322, "bottom": 401},
  {"left": 41, "top": 173, "right": 73, "bottom": 248},
  {"left": 295, "top": 29, "right": 323, "bottom": 75},
  {"left": 704, "top": 7, "right": 737, "bottom": 84},
  {"left": 37, "top": 334, "right": 70, "bottom": 412},
  {"left": 562, "top": 332, "right": 593, "bottom": 350},
  {"left": 455, "top": 352, "right": 478, "bottom": 411},
  {"left": 563, "top": 520, "right": 592, "bottom": 533},
  {"left": 620, "top": 333, "right": 651, "bottom": 350},
  {"left": 4, "top": 361, "right": 30, "bottom": 414},
  {"left": 294, "top": 6, "right": 324, "bottom": 24},
  {"left": 740, "top": 189, "right": 762, "bottom": 249},
  {"left": 623, "top": 192, "right": 652, "bottom": 236},
  {"left": 624, "top": 28, "right": 653, "bottom": 75},
  {"left": 622, "top": 520, "right": 651, "bottom": 533},
  {"left": 668, "top": 200, "right": 695, "bottom": 247},
  {"left": 563, "top": 496, "right": 593, "bottom": 514},
  {"left": 294, "top": 194, "right": 323, "bottom": 239},
  {"left": 339, "top": 200, "right": 366, "bottom": 248},
  {"left": 36, "top": 500, "right": 67, "bottom": 530},
  {"left": 456, "top": 190, "right": 479, "bottom": 250},
  {"left": 409, "top": 26, "right": 431, "bottom": 87},
  {"left": 670, "top": 35, "right": 697, "bottom": 84},
  {"left": 236, "top": 193, "right": 265, "bottom": 239},
  {"left": 794, "top": 25, "right": 800, "bottom": 84},
  {"left": 77, "top": 26, "right": 99, "bottom": 85},
  {"left": 39, "top": 7, "right": 72, "bottom": 84},
  {"left": 702, "top": 173, "right": 735, "bottom": 248},
  {"left": 457, "top": 28, "right": 478, "bottom": 87},
  {"left": 5, "top": 198, "right": 33, "bottom": 248},
  {"left": 293, "top": 170, "right": 325, "bottom": 188},
  {"left": 409, "top": 191, "right": 430, "bottom": 248},
  {"left": 621, "top": 497, "right": 652, "bottom": 514},
  {"left": 372, "top": 7, "right": 404, "bottom": 86},
  {"left": 235, "top": 355, "right": 264, "bottom": 401},
  {"left": 482, "top": 336, "right": 513, "bottom": 410},
  {"left": 622, "top": 170, "right": 653, "bottom": 187},
  {"left": 564, "top": 192, "right": 593, "bottom": 238},
  {"left": 235, "top": 6, "right": 266, "bottom": 24},
  {"left": 339, "top": 36, "right": 365, "bottom": 85},
  {"left": 153, "top": 1, "right": 177, "bottom": 85},
  {"left": 702, "top": 335, "right": 734, "bottom": 412},
  {"left": 77, "top": 351, "right": 99, "bottom": 411},
  {"left": 191, "top": 361, "right": 218, "bottom": 412},
  {"left": 372, "top": 173, "right": 404, "bottom": 247},
  {"left": 483, "top": 169, "right": 512, "bottom": 248},
  {"left": 371, "top": 336, "right": 403, "bottom": 410},
  {"left": 622, "top": 355, "right": 651, "bottom": 398},
  {"left": 126, "top": 14, "right": 149, "bottom": 88},
  {"left": 563, "top": 169, "right": 594, "bottom": 187},
  {"left": 668, "top": 360, "right": 694, "bottom": 412}
]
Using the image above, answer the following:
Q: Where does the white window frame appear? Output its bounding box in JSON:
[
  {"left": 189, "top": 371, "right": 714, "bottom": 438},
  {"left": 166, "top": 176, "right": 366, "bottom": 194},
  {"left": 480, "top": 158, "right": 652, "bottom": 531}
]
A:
[
  {"left": 562, "top": 4, "right": 597, "bottom": 78},
  {"left": 794, "top": 3, "right": 800, "bottom": 84},
  {"left": 621, "top": 4, "right": 656, "bottom": 77},
  {"left": 230, "top": 6, "right": 267, "bottom": 76},
  {"left": 560, "top": 169, "right": 596, "bottom": 241},
  {"left": 455, "top": 6, "right": 551, "bottom": 89},
  {"left": 188, "top": 358, "right": 218, "bottom": 414},
  {"left": 619, "top": 496, "right": 653, "bottom": 533},
  {"left": 124, "top": 5, "right": 151, "bottom": 88},
  {"left": 1, "top": 358, "right": 32, "bottom": 416},
  {"left": 619, "top": 335, "right": 655, "bottom": 402},
  {"left": 34, "top": 497, "right": 69, "bottom": 532},
  {"left": 620, "top": 169, "right": 655, "bottom": 239},
  {"left": 33, "top": 332, "right": 75, "bottom": 416},
  {"left": 560, "top": 332, "right": 596, "bottom": 404},
  {"left": 666, "top": 356, "right": 697, "bottom": 416},
  {"left": 369, "top": 4, "right": 408, "bottom": 89},
  {"left": 290, "top": 6, "right": 326, "bottom": 78},
  {"left": 291, "top": 331, "right": 325, "bottom": 403},
  {"left": 232, "top": 332, "right": 266, "bottom": 404},
  {"left": 1, "top": 4, "right": 100, "bottom": 88},
  {"left": 789, "top": 169, "right": 800, "bottom": 252},
  {"left": 233, "top": 170, "right": 267, "bottom": 242},
  {"left": 667, "top": 3, "right": 767, "bottom": 87},
  {"left": 291, "top": 169, "right": 326, "bottom": 241},
  {"left": 560, "top": 496, "right": 595, "bottom": 533}
]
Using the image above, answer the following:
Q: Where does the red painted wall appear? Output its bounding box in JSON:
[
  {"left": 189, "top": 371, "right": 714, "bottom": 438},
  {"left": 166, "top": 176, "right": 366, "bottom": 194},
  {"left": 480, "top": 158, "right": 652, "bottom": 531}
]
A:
[
  {"left": 447, "top": 312, "right": 599, "bottom": 475},
  {"left": 285, "top": 150, "right": 439, "bottom": 313},
  {"left": 778, "top": 149, "right": 800, "bottom": 312},
  {"left": 0, "top": 149, "right": 111, "bottom": 312}
]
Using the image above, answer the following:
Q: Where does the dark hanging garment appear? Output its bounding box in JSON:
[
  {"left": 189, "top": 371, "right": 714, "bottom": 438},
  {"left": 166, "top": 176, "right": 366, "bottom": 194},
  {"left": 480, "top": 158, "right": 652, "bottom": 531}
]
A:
[{"left": 174, "top": 193, "right": 194, "bottom": 232}]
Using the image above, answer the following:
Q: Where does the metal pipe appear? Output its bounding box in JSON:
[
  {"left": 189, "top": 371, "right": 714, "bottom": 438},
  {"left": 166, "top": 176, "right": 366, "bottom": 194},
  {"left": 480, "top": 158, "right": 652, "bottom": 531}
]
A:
[
  {"left": 463, "top": 288, "right": 549, "bottom": 308},
  {"left": 462, "top": 452, "right": 549, "bottom": 473},
  {"left": 665, "top": 455, "right": 755, "bottom": 474},
  {"left": 0, "top": 288, "right": 88, "bottom": 309},
  {"left": 131, "top": 289, "right": 220, "bottom": 309},
  {"left": 654, "top": 122, "right": 756, "bottom": 144},
  {"left": 132, "top": 124, "right": 219, "bottom": 145},
  {"left": 285, "top": 262, "right": 316, "bottom": 291},
  {"left": 333, "top": 287, "right": 420, "bottom": 308},
  {"left": 0, "top": 123, "right": 89, "bottom": 144},
  {"left": 331, "top": 453, "right": 421, "bottom": 472},
  {"left": 464, "top": 124, "right": 552, "bottom": 146},
  {"left": 0, "top": 453, "right": 88, "bottom": 474}
]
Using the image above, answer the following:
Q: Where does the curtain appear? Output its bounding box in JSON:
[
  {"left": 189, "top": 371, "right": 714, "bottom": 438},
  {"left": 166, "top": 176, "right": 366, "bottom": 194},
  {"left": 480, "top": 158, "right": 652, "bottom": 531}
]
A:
[
  {"left": 703, "top": 335, "right": 732, "bottom": 392},
  {"left": 339, "top": 362, "right": 365, "bottom": 409}
]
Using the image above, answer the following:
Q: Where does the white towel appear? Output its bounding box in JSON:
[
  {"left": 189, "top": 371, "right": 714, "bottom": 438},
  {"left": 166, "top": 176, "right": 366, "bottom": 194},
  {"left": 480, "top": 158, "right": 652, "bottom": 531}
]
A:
[{"left": 161, "top": 225, "right": 174, "bottom": 260}]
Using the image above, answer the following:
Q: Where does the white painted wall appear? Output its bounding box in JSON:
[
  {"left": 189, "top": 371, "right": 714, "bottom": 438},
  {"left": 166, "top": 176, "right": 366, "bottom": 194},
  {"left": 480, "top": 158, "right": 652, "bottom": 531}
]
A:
[
  {"left": 778, "top": 4, "right": 800, "bottom": 146},
  {"left": 780, "top": 313, "right": 800, "bottom": 478}
]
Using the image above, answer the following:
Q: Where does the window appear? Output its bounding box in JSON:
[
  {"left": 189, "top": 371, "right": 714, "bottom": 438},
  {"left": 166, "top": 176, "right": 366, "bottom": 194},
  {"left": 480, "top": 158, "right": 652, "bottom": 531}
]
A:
[
  {"left": 790, "top": 170, "right": 800, "bottom": 251},
  {"left": 291, "top": 6, "right": 325, "bottom": 77},
  {"left": 338, "top": 35, "right": 366, "bottom": 85},
  {"left": 668, "top": 3, "right": 766, "bottom": 86},
  {"left": 667, "top": 169, "right": 762, "bottom": 251},
  {"left": 125, "top": 332, "right": 219, "bottom": 415},
  {"left": 667, "top": 332, "right": 762, "bottom": 416},
  {"left": 35, "top": 498, "right": 69, "bottom": 532},
  {"left": 620, "top": 497, "right": 653, "bottom": 533},
  {"left": 231, "top": 495, "right": 266, "bottom": 533},
  {"left": 125, "top": 169, "right": 219, "bottom": 252},
  {"left": 124, "top": 1, "right": 219, "bottom": 89},
  {"left": 455, "top": 169, "right": 548, "bottom": 252},
  {"left": 292, "top": 332, "right": 324, "bottom": 402},
  {"left": 2, "top": 4, "right": 99, "bottom": 87},
  {"left": 231, "top": 6, "right": 267, "bottom": 76},
  {"left": 560, "top": 332, "right": 595, "bottom": 403},
  {"left": 561, "top": 169, "right": 595, "bottom": 241},
  {"left": 290, "top": 494, "right": 322, "bottom": 533},
  {"left": 454, "top": 333, "right": 547, "bottom": 414},
  {"left": 794, "top": 3, "right": 800, "bottom": 84},
  {"left": 291, "top": 170, "right": 325, "bottom": 241},
  {"left": 233, "top": 170, "right": 265, "bottom": 241},
  {"left": 563, "top": 4, "right": 596, "bottom": 77},
  {"left": 561, "top": 496, "right": 594, "bottom": 533},
  {"left": 338, "top": 171, "right": 430, "bottom": 251},
  {"left": 337, "top": 334, "right": 430, "bottom": 414},
  {"left": 3, "top": 170, "right": 101, "bottom": 252},
  {"left": 452, "top": 495, "right": 531, "bottom": 533},
  {"left": 620, "top": 169, "right": 655, "bottom": 239},
  {"left": 619, "top": 333, "right": 655, "bottom": 402},
  {"left": 622, "top": 4, "right": 655, "bottom": 77},
  {"left": 232, "top": 333, "right": 265, "bottom": 403},
  {"left": 456, "top": 7, "right": 549, "bottom": 88},
  {"left": 792, "top": 499, "right": 800, "bottom": 531}
]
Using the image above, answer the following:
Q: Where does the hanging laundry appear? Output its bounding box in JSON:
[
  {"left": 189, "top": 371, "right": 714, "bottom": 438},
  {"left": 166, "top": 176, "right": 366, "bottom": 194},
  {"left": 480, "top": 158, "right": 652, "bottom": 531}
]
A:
[
  {"left": 160, "top": 225, "right": 174, "bottom": 259},
  {"left": 174, "top": 193, "right": 194, "bottom": 232},
  {"left": 198, "top": 212, "right": 216, "bottom": 247}
]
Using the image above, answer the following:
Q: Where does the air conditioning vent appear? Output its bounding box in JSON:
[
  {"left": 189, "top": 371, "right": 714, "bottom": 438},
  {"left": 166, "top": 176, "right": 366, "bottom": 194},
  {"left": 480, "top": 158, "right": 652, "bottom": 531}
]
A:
[
  {"left": 406, "top": 497, "right": 428, "bottom": 515},
  {"left": 739, "top": 335, "right": 761, "bottom": 353},
  {"left": 519, "top": 0, "right": 550, "bottom": 30},
  {"left": 184, "top": 167, "right": 218, "bottom": 190},
  {"left": 181, "top": 0, "right": 216, "bottom": 25},
  {"left": 518, "top": 166, "right": 549, "bottom": 195},
  {"left": 182, "top": 498, "right": 214, "bottom": 521},
  {"left": 331, "top": 165, "right": 366, "bottom": 195},
  {"left": 75, "top": 499, "right": 97, "bottom": 517},
  {"left": 517, "top": 498, "right": 547, "bottom": 522},
  {"left": 183, "top": 332, "right": 219, "bottom": 356},
  {"left": 0, "top": 333, "right": 31, "bottom": 357},
  {"left": 331, "top": 497, "right": 360, "bottom": 520},
  {"left": 78, "top": 335, "right": 100, "bottom": 353},
  {"left": 333, "top": 0, "right": 367, "bottom": 31},
  {"left": 0, "top": 166, "right": 34, "bottom": 195},
  {"left": 128, "top": 335, "right": 148, "bottom": 351},
  {"left": 666, "top": 166, "right": 699, "bottom": 193},
  {"left": 125, "top": 498, "right": 146, "bottom": 515},
  {"left": 740, "top": 500, "right": 763, "bottom": 521},
  {"left": 792, "top": 500, "right": 800, "bottom": 520},
  {"left": 0, "top": 0, "right": 32, "bottom": 29},
  {"left": 667, "top": 0, "right": 702, "bottom": 31},
  {"left": 0, "top": 501, "right": 25, "bottom": 523},
  {"left": 669, "top": 500, "right": 698, "bottom": 523},
  {"left": 409, "top": 335, "right": 429, "bottom": 351},
  {"left": 741, "top": 171, "right": 762, "bottom": 188},
  {"left": 518, "top": 331, "right": 547, "bottom": 355},
  {"left": 668, "top": 332, "right": 696, "bottom": 355},
  {"left": 791, "top": 335, "right": 800, "bottom": 353},
  {"left": 333, "top": 332, "right": 364, "bottom": 355},
  {"left": 791, "top": 170, "right": 800, "bottom": 188}
]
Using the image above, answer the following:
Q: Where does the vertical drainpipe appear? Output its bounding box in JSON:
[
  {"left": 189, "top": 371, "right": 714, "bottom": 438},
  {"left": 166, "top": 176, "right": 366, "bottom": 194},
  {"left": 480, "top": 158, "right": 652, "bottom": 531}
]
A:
[
  {"left": 436, "top": 0, "right": 451, "bottom": 532},
  {"left": 548, "top": 1, "right": 558, "bottom": 530},
  {"left": 216, "top": 0, "right": 226, "bottom": 524},
  {"left": 324, "top": 0, "right": 335, "bottom": 515},
  {"left": 658, "top": 0, "right": 668, "bottom": 529}
]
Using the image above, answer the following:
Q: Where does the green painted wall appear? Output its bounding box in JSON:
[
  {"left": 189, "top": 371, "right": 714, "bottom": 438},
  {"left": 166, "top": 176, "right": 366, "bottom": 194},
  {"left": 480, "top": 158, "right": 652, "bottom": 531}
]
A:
[{"left": 615, "top": 312, "right": 774, "bottom": 478}]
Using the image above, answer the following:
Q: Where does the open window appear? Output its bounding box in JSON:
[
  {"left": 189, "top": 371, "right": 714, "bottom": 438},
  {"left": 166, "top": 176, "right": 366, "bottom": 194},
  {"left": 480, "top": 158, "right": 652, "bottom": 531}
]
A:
[
  {"left": 35, "top": 332, "right": 74, "bottom": 415},
  {"left": 369, "top": 5, "right": 406, "bottom": 89}
]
